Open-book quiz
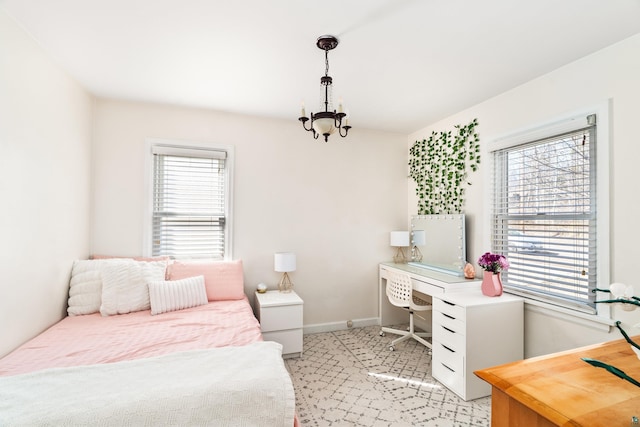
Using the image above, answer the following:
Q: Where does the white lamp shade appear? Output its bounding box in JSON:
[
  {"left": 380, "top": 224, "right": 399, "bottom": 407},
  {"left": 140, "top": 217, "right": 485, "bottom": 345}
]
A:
[
  {"left": 275, "top": 252, "right": 296, "bottom": 272},
  {"left": 389, "top": 231, "right": 410, "bottom": 247},
  {"left": 412, "top": 230, "right": 426, "bottom": 246}
]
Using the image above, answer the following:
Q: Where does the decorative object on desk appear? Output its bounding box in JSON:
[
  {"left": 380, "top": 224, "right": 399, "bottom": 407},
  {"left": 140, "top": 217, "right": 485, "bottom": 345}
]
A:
[
  {"left": 581, "top": 357, "right": 640, "bottom": 388},
  {"left": 614, "top": 321, "right": 640, "bottom": 360},
  {"left": 409, "top": 118, "right": 480, "bottom": 214},
  {"left": 410, "top": 230, "right": 425, "bottom": 262},
  {"left": 478, "top": 252, "right": 509, "bottom": 296},
  {"left": 593, "top": 284, "right": 640, "bottom": 359},
  {"left": 481, "top": 271, "right": 503, "bottom": 297},
  {"left": 463, "top": 262, "right": 475, "bottom": 279},
  {"left": 256, "top": 283, "right": 267, "bottom": 294},
  {"left": 477, "top": 252, "right": 509, "bottom": 273},
  {"left": 390, "top": 231, "right": 410, "bottom": 264},
  {"left": 609, "top": 282, "right": 636, "bottom": 311},
  {"left": 594, "top": 283, "right": 640, "bottom": 312},
  {"left": 274, "top": 252, "right": 296, "bottom": 293},
  {"left": 298, "top": 35, "right": 351, "bottom": 142}
]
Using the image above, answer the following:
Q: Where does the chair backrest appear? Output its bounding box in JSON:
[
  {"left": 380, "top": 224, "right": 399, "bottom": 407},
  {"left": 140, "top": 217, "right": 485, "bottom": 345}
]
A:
[{"left": 386, "top": 272, "right": 413, "bottom": 308}]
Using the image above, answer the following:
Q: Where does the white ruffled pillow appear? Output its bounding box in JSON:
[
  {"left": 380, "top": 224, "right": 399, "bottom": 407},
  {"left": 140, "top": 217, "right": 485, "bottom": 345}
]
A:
[
  {"left": 99, "top": 259, "right": 167, "bottom": 316},
  {"left": 148, "top": 276, "right": 208, "bottom": 315},
  {"left": 68, "top": 259, "right": 130, "bottom": 316}
]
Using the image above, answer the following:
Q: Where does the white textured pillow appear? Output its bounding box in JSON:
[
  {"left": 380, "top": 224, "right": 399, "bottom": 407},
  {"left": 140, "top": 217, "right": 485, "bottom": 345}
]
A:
[
  {"left": 148, "top": 275, "right": 208, "bottom": 315},
  {"left": 68, "top": 259, "right": 131, "bottom": 316},
  {"left": 99, "top": 260, "right": 167, "bottom": 316}
]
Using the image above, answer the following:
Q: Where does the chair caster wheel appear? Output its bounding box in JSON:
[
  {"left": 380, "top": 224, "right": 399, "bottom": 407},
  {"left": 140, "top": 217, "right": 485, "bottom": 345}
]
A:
[
  {"left": 379, "top": 331, "right": 385, "bottom": 337},
  {"left": 389, "top": 346, "right": 395, "bottom": 351}
]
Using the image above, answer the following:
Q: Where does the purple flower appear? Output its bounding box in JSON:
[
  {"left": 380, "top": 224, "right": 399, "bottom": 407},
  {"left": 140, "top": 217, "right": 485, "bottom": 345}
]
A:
[{"left": 477, "top": 252, "right": 509, "bottom": 273}]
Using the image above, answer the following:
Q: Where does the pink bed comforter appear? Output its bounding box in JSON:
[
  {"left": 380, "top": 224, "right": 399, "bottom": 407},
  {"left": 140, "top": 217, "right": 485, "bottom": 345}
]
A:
[{"left": 0, "top": 297, "right": 263, "bottom": 376}]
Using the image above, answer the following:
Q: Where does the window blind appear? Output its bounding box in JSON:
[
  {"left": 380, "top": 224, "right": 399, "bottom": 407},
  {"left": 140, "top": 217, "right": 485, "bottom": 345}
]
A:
[
  {"left": 491, "top": 123, "right": 597, "bottom": 313},
  {"left": 152, "top": 147, "right": 227, "bottom": 259}
]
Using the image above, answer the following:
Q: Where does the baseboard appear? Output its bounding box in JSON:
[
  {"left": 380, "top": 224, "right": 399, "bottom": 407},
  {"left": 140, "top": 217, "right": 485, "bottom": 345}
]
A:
[{"left": 303, "top": 317, "right": 380, "bottom": 335}]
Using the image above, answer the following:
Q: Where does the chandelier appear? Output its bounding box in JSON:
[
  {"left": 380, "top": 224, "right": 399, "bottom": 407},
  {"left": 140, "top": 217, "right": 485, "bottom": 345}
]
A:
[{"left": 298, "top": 35, "right": 351, "bottom": 142}]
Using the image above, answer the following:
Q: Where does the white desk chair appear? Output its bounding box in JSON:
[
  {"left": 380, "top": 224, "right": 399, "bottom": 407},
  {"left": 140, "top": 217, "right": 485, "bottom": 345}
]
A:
[{"left": 380, "top": 271, "right": 433, "bottom": 351}]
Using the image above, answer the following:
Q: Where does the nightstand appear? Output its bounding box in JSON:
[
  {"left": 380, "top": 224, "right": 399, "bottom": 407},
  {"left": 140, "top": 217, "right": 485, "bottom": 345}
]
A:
[{"left": 255, "top": 290, "right": 303, "bottom": 358}]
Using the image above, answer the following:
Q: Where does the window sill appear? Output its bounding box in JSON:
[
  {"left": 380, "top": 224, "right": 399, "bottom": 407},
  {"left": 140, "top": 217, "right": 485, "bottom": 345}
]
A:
[{"left": 514, "top": 294, "right": 614, "bottom": 332}]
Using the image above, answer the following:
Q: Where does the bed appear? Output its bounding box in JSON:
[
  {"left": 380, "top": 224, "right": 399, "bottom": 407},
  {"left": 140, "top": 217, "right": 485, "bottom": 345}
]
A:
[{"left": 0, "top": 257, "right": 297, "bottom": 426}]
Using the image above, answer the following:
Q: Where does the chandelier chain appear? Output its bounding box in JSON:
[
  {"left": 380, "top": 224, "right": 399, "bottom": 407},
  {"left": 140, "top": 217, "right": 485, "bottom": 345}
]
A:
[{"left": 325, "top": 49, "right": 330, "bottom": 77}]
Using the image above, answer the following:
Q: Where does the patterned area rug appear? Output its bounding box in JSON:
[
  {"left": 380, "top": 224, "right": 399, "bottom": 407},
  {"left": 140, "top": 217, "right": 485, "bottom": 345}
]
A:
[{"left": 285, "top": 325, "right": 490, "bottom": 426}]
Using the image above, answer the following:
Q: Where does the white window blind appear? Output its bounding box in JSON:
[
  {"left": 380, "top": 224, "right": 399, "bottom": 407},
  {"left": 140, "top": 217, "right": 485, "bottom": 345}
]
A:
[
  {"left": 491, "top": 117, "right": 597, "bottom": 313},
  {"left": 152, "top": 146, "right": 228, "bottom": 259}
]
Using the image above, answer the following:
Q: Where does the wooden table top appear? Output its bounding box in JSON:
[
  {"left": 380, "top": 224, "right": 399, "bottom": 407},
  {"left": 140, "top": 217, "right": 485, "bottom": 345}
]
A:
[{"left": 475, "top": 336, "right": 640, "bottom": 426}]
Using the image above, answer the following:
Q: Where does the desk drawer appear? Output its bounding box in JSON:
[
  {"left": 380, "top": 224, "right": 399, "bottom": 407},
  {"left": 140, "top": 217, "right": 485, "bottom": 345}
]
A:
[
  {"left": 433, "top": 347, "right": 464, "bottom": 396},
  {"left": 433, "top": 316, "right": 466, "bottom": 351},
  {"left": 433, "top": 340, "right": 464, "bottom": 372},
  {"left": 433, "top": 309, "right": 465, "bottom": 335},
  {"left": 434, "top": 298, "right": 466, "bottom": 321},
  {"left": 411, "top": 278, "right": 444, "bottom": 296}
]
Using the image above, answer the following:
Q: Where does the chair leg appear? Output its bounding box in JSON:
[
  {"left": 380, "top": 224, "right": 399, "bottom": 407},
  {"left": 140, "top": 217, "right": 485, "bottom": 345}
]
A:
[
  {"left": 381, "top": 326, "right": 409, "bottom": 338},
  {"left": 390, "top": 333, "right": 412, "bottom": 347},
  {"left": 408, "top": 311, "right": 432, "bottom": 350},
  {"left": 380, "top": 311, "right": 433, "bottom": 351}
]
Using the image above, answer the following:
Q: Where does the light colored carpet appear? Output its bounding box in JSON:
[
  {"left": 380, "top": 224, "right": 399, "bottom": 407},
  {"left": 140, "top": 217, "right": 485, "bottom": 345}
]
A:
[{"left": 285, "top": 325, "right": 490, "bottom": 426}]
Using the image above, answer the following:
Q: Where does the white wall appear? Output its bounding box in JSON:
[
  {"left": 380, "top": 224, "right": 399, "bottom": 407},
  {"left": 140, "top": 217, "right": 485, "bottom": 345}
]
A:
[
  {"left": 409, "top": 33, "right": 640, "bottom": 357},
  {"left": 0, "top": 11, "right": 93, "bottom": 357},
  {"left": 91, "top": 99, "right": 407, "bottom": 329}
]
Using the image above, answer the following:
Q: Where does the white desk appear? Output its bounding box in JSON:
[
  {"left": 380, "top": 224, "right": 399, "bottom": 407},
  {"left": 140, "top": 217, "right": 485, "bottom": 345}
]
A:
[
  {"left": 378, "top": 262, "right": 481, "bottom": 327},
  {"left": 379, "top": 262, "right": 524, "bottom": 400}
]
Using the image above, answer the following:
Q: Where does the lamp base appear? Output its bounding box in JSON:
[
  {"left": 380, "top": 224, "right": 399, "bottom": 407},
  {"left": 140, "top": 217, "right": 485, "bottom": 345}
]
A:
[
  {"left": 278, "top": 272, "right": 294, "bottom": 293},
  {"left": 393, "top": 247, "right": 408, "bottom": 264},
  {"left": 411, "top": 245, "right": 423, "bottom": 262}
]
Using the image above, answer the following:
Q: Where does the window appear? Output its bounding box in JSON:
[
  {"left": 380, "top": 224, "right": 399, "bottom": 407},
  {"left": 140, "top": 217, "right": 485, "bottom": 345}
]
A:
[
  {"left": 146, "top": 141, "right": 233, "bottom": 260},
  {"left": 490, "top": 112, "right": 607, "bottom": 315}
]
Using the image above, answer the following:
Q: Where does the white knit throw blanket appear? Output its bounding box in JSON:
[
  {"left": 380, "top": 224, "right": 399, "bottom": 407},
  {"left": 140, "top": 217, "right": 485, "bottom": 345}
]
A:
[{"left": 0, "top": 341, "right": 295, "bottom": 426}]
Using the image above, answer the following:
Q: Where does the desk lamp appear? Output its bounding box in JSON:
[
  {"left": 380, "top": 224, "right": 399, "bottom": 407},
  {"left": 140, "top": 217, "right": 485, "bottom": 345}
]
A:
[
  {"left": 390, "top": 231, "right": 410, "bottom": 264},
  {"left": 411, "top": 230, "right": 425, "bottom": 262}
]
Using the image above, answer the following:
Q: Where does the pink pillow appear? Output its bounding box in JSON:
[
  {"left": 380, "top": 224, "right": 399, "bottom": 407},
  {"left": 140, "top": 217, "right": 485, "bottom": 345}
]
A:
[{"left": 167, "top": 260, "right": 245, "bottom": 301}]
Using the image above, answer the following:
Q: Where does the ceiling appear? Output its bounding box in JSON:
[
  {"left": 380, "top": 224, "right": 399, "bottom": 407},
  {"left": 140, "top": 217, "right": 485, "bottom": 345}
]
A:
[{"left": 3, "top": 0, "right": 640, "bottom": 134}]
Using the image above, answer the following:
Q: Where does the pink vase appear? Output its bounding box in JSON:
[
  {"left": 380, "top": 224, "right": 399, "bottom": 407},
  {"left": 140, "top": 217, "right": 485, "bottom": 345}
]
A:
[{"left": 481, "top": 271, "right": 503, "bottom": 297}]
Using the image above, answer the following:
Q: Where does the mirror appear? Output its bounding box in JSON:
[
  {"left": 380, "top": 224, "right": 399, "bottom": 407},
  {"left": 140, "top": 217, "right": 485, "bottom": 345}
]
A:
[{"left": 409, "top": 214, "right": 466, "bottom": 276}]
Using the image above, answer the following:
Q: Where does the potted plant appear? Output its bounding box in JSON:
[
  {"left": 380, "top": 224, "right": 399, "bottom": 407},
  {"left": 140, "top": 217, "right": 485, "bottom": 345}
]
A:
[{"left": 477, "top": 252, "right": 509, "bottom": 296}]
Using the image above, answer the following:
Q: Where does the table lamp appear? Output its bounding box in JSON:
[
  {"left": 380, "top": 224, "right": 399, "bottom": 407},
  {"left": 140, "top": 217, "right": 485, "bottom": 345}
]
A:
[
  {"left": 411, "top": 230, "right": 425, "bottom": 262},
  {"left": 390, "top": 231, "right": 410, "bottom": 264},
  {"left": 274, "top": 252, "right": 296, "bottom": 292}
]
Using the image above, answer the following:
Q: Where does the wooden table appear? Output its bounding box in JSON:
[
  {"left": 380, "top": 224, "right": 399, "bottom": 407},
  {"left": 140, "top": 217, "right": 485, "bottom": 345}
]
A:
[{"left": 475, "top": 336, "right": 640, "bottom": 427}]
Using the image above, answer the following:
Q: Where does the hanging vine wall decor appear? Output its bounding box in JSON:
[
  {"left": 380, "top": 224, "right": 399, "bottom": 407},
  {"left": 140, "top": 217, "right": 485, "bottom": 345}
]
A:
[{"left": 409, "top": 118, "right": 481, "bottom": 214}]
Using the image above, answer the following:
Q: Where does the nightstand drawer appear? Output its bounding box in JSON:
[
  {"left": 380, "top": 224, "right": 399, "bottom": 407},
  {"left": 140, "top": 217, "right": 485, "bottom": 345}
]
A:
[
  {"left": 263, "top": 329, "right": 303, "bottom": 356},
  {"left": 259, "top": 304, "right": 303, "bottom": 332}
]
